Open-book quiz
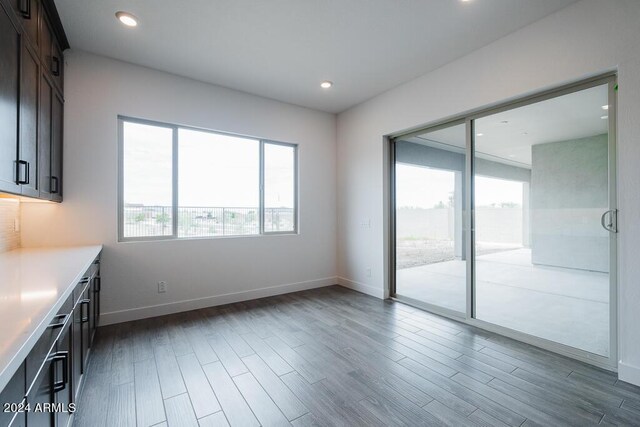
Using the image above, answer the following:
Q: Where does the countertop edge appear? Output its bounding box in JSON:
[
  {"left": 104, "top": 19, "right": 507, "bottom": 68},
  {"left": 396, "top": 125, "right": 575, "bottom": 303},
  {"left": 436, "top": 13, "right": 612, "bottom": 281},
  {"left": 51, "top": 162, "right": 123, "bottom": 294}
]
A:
[{"left": 0, "top": 245, "right": 103, "bottom": 392}]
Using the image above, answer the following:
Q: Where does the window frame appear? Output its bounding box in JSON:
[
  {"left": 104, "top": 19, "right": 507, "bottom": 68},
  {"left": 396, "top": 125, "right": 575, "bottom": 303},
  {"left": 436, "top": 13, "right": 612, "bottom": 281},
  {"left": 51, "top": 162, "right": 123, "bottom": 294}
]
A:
[{"left": 117, "top": 116, "right": 299, "bottom": 242}]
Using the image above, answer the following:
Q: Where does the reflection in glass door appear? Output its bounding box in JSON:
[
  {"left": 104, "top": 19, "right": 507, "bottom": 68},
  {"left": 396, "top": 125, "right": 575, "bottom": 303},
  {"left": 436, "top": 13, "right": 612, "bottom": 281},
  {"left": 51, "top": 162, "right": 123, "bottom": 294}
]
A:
[
  {"left": 394, "top": 123, "right": 467, "bottom": 314},
  {"left": 473, "top": 82, "right": 614, "bottom": 357}
]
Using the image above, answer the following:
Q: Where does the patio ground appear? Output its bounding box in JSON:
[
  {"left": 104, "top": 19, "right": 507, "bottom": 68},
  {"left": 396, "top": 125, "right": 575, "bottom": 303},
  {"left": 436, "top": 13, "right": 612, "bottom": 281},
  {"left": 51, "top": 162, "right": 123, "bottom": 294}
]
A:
[{"left": 396, "top": 248, "right": 609, "bottom": 356}]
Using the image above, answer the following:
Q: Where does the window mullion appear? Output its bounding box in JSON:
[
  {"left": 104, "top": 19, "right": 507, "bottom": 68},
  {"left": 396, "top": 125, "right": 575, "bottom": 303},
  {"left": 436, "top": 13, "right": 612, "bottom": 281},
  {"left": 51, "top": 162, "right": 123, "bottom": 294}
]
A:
[
  {"left": 172, "top": 126, "right": 179, "bottom": 238},
  {"left": 259, "top": 140, "right": 265, "bottom": 235}
]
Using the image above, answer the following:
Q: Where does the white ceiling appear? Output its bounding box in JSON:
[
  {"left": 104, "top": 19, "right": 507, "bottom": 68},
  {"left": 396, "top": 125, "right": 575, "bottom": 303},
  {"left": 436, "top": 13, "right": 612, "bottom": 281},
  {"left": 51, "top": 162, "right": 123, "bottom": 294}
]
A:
[
  {"left": 54, "top": 0, "right": 578, "bottom": 113},
  {"left": 407, "top": 83, "right": 609, "bottom": 167}
]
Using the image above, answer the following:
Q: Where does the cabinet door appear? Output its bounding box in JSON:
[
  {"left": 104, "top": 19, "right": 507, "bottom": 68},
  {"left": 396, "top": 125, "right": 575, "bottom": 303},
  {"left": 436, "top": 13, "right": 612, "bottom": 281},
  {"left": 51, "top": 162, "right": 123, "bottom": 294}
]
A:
[
  {"left": 0, "top": 362, "right": 25, "bottom": 427},
  {"left": 80, "top": 288, "right": 91, "bottom": 369},
  {"left": 51, "top": 40, "right": 63, "bottom": 91},
  {"left": 93, "top": 274, "right": 101, "bottom": 332},
  {"left": 39, "top": 11, "right": 52, "bottom": 71},
  {"left": 10, "top": 0, "right": 39, "bottom": 47},
  {"left": 89, "top": 278, "right": 97, "bottom": 342},
  {"left": 71, "top": 298, "right": 82, "bottom": 400},
  {"left": 50, "top": 91, "right": 63, "bottom": 201},
  {"left": 25, "top": 357, "right": 54, "bottom": 427},
  {"left": 54, "top": 323, "right": 72, "bottom": 427},
  {"left": 19, "top": 41, "right": 39, "bottom": 197},
  {"left": 38, "top": 74, "right": 52, "bottom": 199},
  {"left": 0, "top": 5, "right": 21, "bottom": 194}
]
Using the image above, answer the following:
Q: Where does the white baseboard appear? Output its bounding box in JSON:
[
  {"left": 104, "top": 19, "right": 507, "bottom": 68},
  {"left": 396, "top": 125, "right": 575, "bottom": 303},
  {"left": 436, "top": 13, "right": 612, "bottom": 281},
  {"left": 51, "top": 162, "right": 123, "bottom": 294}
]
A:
[
  {"left": 337, "top": 276, "right": 385, "bottom": 299},
  {"left": 618, "top": 361, "right": 640, "bottom": 387},
  {"left": 100, "top": 276, "right": 337, "bottom": 325}
]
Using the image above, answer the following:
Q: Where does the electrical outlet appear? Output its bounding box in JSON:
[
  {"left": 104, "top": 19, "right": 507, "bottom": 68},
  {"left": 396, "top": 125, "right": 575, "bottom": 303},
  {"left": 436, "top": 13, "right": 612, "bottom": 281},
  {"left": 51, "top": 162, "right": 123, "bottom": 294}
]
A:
[{"left": 157, "top": 281, "right": 167, "bottom": 293}]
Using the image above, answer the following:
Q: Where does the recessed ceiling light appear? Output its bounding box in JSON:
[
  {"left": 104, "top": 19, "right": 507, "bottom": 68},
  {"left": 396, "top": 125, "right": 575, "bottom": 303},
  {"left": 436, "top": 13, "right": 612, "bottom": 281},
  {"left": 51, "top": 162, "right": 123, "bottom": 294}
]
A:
[
  {"left": 320, "top": 81, "right": 333, "bottom": 89},
  {"left": 601, "top": 115, "right": 609, "bottom": 120},
  {"left": 602, "top": 105, "right": 609, "bottom": 110},
  {"left": 476, "top": 133, "right": 483, "bottom": 137},
  {"left": 116, "top": 11, "right": 138, "bottom": 27}
]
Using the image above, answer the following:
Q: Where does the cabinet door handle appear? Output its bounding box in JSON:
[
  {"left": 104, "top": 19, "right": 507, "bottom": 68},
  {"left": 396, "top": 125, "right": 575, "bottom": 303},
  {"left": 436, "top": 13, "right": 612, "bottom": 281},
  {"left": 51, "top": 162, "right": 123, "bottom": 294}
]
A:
[
  {"left": 51, "top": 176, "right": 59, "bottom": 193},
  {"left": 94, "top": 277, "right": 101, "bottom": 293},
  {"left": 80, "top": 299, "right": 90, "bottom": 323},
  {"left": 48, "top": 313, "right": 69, "bottom": 329},
  {"left": 19, "top": 0, "right": 31, "bottom": 19},
  {"left": 52, "top": 57, "right": 60, "bottom": 76},
  {"left": 16, "top": 160, "right": 29, "bottom": 184},
  {"left": 52, "top": 351, "right": 69, "bottom": 393}
]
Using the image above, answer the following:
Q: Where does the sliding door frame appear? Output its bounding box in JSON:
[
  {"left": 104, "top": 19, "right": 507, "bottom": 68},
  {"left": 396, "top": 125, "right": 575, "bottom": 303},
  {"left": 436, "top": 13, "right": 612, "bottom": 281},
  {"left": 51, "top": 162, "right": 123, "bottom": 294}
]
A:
[
  {"left": 389, "top": 118, "right": 468, "bottom": 320},
  {"left": 389, "top": 73, "right": 618, "bottom": 370}
]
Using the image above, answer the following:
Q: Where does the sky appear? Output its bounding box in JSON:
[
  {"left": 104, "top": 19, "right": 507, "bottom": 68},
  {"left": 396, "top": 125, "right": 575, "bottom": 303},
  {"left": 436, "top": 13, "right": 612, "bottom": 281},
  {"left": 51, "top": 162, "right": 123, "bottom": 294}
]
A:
[
  {"left": 396, "top": 163, "right": 523, "bottom": 209},
  {"left": 123, "top": 122, "right": 294, "bottom": 208}
]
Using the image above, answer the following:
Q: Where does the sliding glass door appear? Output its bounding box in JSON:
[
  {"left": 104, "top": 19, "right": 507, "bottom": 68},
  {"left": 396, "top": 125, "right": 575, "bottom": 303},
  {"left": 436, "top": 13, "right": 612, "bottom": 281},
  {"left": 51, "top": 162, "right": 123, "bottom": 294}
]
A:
[
  {"left": 391, "top": 76, "right": 617, "bottom": 366},
  {"left": 394, "top": 123, "right": 467, "bottom": 315},
  {"left": 473, "top": 82, "right": 614, "bottom": 357}
]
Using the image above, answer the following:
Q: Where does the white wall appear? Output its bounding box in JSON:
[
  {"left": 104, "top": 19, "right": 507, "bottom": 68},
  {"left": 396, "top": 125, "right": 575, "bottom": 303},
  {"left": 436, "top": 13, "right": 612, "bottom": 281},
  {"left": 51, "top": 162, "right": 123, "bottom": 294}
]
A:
[
  {"left": 336, "top": 0, "right": 640, "bottom": 384},
  {"left": 21, "top": 51, "right": 337, "bottom": 324}
]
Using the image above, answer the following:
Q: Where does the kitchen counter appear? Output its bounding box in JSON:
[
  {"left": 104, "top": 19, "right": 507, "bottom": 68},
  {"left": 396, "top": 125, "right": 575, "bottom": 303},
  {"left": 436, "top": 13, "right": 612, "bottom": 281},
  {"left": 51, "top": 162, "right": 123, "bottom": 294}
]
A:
[{"left": 0, "top": 245, "right": 102, "bottom": 392}]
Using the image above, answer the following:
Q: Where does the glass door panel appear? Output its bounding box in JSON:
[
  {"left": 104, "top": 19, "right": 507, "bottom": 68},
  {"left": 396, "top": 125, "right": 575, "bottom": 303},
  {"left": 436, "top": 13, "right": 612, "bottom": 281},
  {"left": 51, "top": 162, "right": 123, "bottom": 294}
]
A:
[
  {"left": 394, "top": 123, "right": 467, "bottom": 314},
  {"left": 473, "top": 83, "right": 612, "bottom": 356}
]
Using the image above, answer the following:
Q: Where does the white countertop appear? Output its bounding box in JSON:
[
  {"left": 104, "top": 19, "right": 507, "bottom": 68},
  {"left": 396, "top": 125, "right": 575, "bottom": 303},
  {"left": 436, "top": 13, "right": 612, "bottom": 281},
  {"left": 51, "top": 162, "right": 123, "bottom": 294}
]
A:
[{"left": 0, "top": 245, "right": 102, "bottom": 392}]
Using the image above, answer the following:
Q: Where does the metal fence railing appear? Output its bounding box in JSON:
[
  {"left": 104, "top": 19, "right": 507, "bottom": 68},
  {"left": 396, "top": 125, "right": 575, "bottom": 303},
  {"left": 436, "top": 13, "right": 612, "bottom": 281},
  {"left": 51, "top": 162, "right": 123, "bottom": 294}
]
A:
[{"left": 123, "top": 205, "right": 294, "bottom": 238}]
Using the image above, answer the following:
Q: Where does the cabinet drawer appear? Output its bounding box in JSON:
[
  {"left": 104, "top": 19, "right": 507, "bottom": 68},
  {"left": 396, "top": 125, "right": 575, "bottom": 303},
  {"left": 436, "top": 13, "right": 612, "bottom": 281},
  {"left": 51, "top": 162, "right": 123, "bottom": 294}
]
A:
[
  {"left": 25, "top": 294, "right": 72, "bottom": 388},
  {"left": 0, "top": 362, "right": 25, "bottom": 427}
]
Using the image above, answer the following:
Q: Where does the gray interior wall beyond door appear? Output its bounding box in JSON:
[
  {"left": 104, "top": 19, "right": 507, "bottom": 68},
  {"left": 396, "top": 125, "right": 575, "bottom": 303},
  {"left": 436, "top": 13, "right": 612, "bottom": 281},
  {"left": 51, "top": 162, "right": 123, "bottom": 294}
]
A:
[{"left": 530, "top": 134, "right": 609, "bottom": 273}]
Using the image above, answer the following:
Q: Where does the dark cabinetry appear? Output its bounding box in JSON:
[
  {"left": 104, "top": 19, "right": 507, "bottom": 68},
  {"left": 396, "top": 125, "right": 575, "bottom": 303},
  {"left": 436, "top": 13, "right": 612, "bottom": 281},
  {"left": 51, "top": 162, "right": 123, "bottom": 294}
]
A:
[
  {"left": 10, "top": 0, "right": 39, "bottom": 47},
  {"left": 0, "top": 0, "right": 68, "bottom": 201},
  {"left": 0, "top": 6, "right": 21, "bottom": 194},
  {"left": 1, "top": 252, "right": 101, "bottom": 427}
]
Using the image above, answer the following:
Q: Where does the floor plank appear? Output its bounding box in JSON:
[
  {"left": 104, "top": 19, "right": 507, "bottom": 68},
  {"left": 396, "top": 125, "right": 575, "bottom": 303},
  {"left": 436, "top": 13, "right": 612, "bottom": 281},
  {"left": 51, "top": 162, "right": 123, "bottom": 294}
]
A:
[
  {"left": 176, "top": 353, "right": 221, "bottom": 418},
  {"left": 198, "top": 411, "right": 231, "bottom": 427},
  {"left": 233, "top": 372, "right": 291, "bottom": 426},
  {"left": 154, "top": 344, "right": 187, "bottom": 399},
  {"left": 134, "top": 358, "right": 166, "bottom": 426},
  {"left": 242, "top": 353, "right": 308, "bottom": 420},
  {"left": 202, "top": 361, "right": 260, "bottom": 427},
  {"left": 164, "top": 393, "right": 198, "bottom": 427}
]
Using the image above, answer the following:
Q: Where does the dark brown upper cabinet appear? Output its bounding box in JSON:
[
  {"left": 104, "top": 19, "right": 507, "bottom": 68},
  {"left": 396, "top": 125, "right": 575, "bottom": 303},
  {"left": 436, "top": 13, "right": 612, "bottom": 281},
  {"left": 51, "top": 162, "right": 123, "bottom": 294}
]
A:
[
  {"left": 38, "top": 74, "right": 52, "bottom": 199},
  {"left": 0, "top": 0, "right": 68, "bottom": 201},
  {"left": 0, "top": 4, "right": 22, "bottom": 195},
  {"left": 51, "top": 91, "right": 63, "bottom": 201},
  {"left": 19, "top": 41, "right": 40, "bottom": 197},
  {"left": 10, "top": 0, "right": 39, "bottom": 47}
]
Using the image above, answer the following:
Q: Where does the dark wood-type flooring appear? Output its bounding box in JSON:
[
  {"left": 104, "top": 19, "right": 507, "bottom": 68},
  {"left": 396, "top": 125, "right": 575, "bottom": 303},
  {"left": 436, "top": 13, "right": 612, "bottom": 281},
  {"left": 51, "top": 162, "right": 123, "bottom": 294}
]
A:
[{"left": 74, "top": 286, "right": 640, "bottom": 426}]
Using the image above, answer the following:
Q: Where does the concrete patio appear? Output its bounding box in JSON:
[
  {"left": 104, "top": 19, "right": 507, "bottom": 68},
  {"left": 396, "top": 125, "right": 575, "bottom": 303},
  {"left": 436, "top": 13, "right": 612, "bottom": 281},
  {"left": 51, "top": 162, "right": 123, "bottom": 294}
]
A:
[{"left": 396, "top": 248, "right": 609, "bottom": 356}]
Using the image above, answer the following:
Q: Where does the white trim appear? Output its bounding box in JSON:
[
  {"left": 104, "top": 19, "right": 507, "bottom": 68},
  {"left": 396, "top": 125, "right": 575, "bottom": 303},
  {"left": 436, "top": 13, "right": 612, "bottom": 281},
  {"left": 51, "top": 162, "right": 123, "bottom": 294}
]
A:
[
  {"left": 100, "top": 276, "right": 337, "bottom": 325},
  {"left": 618, "top": 361, "right": 640, "bottom": 387},
  {"left": 337, "top": 276, "right": 385, "bottom": 299}
]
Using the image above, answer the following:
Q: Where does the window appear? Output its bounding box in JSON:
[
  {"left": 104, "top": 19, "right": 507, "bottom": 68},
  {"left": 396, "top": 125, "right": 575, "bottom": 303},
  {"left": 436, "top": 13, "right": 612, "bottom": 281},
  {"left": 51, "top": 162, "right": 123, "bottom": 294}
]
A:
[{"left": 119, "top": 117, "right": 297, "bottom": 241}]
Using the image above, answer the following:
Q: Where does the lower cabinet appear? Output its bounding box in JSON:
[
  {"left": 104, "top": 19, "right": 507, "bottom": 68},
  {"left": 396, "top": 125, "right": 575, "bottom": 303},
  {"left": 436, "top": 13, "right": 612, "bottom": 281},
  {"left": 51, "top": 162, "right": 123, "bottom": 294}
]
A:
[
  {"left": 25, "top": 351, "right": 55, "bottom": 426},
  {"left": 0, "top": 252, "right": 101, "bottom": 427},
  {"left": 54, "top": 320, "right": 72, "bottom": 427},
  {"left": 0, "top": 363, "right": 25, "bottom": 427}
]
